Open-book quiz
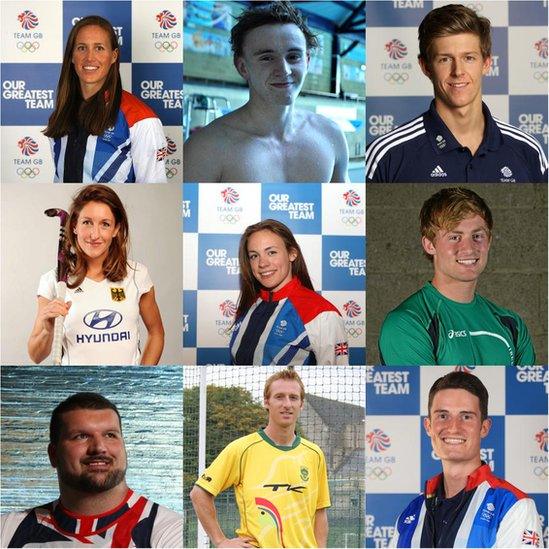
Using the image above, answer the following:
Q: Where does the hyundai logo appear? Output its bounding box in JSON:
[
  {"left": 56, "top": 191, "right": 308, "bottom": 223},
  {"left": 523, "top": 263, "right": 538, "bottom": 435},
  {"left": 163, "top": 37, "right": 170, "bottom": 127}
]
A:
[{"left": 83, "top": 310, "right": 123, "bottom": 330}]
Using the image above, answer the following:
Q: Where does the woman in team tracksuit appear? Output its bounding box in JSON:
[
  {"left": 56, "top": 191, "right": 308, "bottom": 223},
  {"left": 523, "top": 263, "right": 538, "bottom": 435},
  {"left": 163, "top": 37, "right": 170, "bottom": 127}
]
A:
[
  {"left": 230, "top": 219, "right": 349, "bottom": 365},
  {"left": 43, "top": 15, "right": 167, "bottom": 183},
  {"left": 28, "top": 184, "right": 164, "bottom": 365}
]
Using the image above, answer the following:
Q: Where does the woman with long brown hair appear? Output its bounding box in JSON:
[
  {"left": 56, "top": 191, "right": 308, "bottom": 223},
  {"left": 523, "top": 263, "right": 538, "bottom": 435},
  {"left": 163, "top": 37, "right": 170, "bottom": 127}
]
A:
[
  {"left": 230, "top": 219, "right": 348, "bottom": 365},
  {"left": 28, "top": 185, "right": 164, "bottom": 364},
  {"left": 44, "top": 16, "right": 167, "bottom": 183}
]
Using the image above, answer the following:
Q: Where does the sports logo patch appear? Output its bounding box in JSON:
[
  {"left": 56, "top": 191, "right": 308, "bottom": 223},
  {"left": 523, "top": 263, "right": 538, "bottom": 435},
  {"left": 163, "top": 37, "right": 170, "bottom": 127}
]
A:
[
  {"left": 300, "top": 466, "right": 309, "bottom": 481},
  {"left": 156, "top": 147, "right": 168, "bottom": 161},
  {"left": 522, "top": 530, "right": 540, "bottom": 546},
  {"left": 335, "top": 341, "right": 349, "bottom": 356},
  {"left": 111, "top": 288, "right": 126, "bottom": 302}
]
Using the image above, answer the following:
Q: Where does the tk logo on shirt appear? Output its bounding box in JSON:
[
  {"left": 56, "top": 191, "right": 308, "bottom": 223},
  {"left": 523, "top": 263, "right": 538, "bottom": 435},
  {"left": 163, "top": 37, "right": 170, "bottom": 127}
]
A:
[
  {"left": 263, "top": 483, "right": 306, "bottom": 493},
  {"left": 111, "top": 288, "right": 126, "bottom": 302}
]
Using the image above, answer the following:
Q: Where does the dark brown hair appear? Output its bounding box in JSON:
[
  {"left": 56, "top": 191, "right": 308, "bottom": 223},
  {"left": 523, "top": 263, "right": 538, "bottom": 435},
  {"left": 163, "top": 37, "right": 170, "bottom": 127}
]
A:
[
  {"left": 65, "top": 184, "right": 129, "bottom": 288},
  {"left": 230, "top": 1, "right": 319, "bottom": 60},
  {"left": 44, "top": 15, "right": 121, "bottom": 138},
  {"left": 420, "top": 187, "right": 493, "bottom": 262},
  {"left": 418, "top": 4, "right": 492, "bottom": 63},
  {"left": 264, "top": 369, "right": 305, "bottom": 401},
  {"left": 428, "top": 371, "right": 489, "bottom": 422},
  {"left": 236, "top": 219, "right": 313, "bottom": 318},
  {"left": 50, "top": 392, "right": 122, "bottom": 444}
]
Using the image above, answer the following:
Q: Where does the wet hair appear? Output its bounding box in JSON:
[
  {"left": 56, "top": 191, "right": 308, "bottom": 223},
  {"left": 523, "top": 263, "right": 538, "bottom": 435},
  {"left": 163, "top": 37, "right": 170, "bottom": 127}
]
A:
[
  {"left": 44, "top": 15, "right": 122, "bottom": 138},
  {"left": 418, "top": 4, "right": 492, "bottom": 63},
  {"left": 50, "top": 392, "right": 122, "bottom": 444},
  {"left": 230, "top": 0, "right": 319, "bottom": 60},
  {"left": 428, "top": 371, "right": 489, "bottom": 422},
  {"left": 420, "top": 187, "right": 493, "bottom": 262},
  {"left": 236, "top": 219, "right": 313, "bottom": 318},
  {"left": 264, "top": 369, "right": 305, "bottom": 401},
  {"left": 65, "top": 184, "right": 129, "bottom": 288}
]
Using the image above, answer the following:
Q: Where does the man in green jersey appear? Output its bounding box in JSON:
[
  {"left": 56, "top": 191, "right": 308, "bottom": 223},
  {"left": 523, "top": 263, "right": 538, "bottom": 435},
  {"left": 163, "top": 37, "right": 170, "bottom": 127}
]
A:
[
  {"left": 379, "top": 187, "right": 535, "bottom": 365},
  {"left": 190, "top": 369, "right": 330, "bottom": 548}
]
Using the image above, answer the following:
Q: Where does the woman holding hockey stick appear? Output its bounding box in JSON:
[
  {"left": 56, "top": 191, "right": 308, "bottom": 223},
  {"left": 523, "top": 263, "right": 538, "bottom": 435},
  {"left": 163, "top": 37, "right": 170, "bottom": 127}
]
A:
[
  {"left": 230, "top": 219, "right": 349, "bottom": 365},
  {"left": 28, "top": 184, "right": 164, "bottom": 365},
  {"left": 43, "top": 15, "right": 167, "bottom": 183}
]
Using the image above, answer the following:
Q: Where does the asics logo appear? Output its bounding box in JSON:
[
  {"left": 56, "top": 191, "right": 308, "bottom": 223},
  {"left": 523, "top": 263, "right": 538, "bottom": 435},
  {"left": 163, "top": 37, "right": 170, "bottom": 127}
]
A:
[{"left": 448, "top": 329, "right": 467, "bottom": 339}]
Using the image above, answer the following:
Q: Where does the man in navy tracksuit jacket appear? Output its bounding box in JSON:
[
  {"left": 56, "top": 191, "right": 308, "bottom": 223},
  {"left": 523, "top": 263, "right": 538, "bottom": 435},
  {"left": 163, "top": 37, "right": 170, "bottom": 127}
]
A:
[
  {"left": 390, "top": 372, "right": 543, "bottom": 548},
  {"left": 366, "top": 4, "right": 547, "bottom": 183}
]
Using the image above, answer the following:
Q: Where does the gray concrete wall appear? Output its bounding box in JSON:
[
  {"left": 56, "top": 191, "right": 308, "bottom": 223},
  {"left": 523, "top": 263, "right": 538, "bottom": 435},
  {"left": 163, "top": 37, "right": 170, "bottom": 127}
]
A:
[{"left": 366, "top": 183, "right": 548, "bottom": 364}]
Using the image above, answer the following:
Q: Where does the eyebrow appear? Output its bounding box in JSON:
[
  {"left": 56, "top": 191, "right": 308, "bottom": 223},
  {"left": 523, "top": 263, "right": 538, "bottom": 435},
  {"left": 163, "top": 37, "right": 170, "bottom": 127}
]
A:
[
  {"left": 433, "top": 409, "right": 477, "bottom": 415},
  {"left": 252, "top": 47, "right": 304, "bottom": 56},
  {"left": 248, "top": 245, "right": 278, "bottom": 253},
  {"left": 447, "top": 226, "right": 487, "bottom": 234}
]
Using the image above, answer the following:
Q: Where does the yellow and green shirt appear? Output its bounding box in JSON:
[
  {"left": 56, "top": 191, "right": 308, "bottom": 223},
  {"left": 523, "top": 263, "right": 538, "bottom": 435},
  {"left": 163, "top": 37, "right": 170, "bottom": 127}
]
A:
[{"left": 195, "top": 429, "right": 331, "bottom": 548}]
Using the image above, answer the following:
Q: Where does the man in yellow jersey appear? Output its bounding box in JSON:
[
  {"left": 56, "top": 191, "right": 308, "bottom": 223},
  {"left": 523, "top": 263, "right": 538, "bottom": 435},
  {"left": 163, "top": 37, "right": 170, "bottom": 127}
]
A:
[{"left": 190, "top": 369, "right": 330, "bottom": 548}]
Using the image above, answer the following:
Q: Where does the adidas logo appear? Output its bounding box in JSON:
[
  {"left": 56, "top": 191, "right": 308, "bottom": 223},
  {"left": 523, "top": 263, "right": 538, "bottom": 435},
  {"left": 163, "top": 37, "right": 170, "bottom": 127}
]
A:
[
  {"left": 75, "top": 287, "right": 84, "bottom": 293},
  {"left": 430, "top": 165, "right": 447, "bottom": 177}
]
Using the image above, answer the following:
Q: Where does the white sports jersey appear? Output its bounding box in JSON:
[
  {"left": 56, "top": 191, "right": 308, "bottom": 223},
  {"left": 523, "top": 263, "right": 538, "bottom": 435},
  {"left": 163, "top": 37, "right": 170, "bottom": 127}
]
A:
[
  {"left": 0, "top": 489, "right": 183, "bottom": 548},
  {"left": 37, "top": 261, "right": 152, "bottom": 365}
]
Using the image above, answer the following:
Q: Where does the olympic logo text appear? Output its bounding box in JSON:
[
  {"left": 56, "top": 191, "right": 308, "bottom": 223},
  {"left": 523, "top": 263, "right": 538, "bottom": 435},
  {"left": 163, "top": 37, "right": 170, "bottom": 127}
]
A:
[
  {"left": 365, "top": 466, "right": 392, "bottom": 481},
  {"left": 17, "top": 42, "right": 39, "bottom": 53},
  {"left": 155, "top": 41, "right": 179, "bottom": 53},
  {"left": 17, "top": 167, "right": 40, "bottom": 178},
  {"left": 383, "top": 72, "right": 409, "bottom": 84}
]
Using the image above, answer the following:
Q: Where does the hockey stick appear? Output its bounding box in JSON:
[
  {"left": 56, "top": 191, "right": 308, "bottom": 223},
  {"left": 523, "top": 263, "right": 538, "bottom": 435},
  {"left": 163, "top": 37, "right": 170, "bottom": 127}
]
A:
[{"left": 44, "top": 208, "right": 69, "bottom": 365}]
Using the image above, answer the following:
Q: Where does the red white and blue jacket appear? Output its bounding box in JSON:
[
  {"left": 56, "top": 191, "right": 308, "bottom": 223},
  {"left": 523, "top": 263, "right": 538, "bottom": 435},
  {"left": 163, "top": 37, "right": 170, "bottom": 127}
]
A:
[
  {"left": 0, "top": 489, "right": 182, "bottom": 548},
  {"left": 50, "top": 91, "right": 167, "bottom": 183},
  {"left": 230, "top": 276, "right": 349, "bottom": 365},
  {"left": 390, "top": 464, "right": 543, "bottom": 548}
]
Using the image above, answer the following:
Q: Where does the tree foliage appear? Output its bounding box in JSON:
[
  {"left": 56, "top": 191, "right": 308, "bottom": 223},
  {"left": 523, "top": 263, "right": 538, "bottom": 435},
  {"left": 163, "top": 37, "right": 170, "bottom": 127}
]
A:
[{"left": 183, "top": 385, "right": 266, "bottom": 491}]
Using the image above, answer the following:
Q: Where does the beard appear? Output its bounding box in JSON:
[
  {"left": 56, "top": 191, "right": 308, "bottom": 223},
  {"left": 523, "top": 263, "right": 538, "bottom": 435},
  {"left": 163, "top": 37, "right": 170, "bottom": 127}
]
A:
[{"left": 58, "top": 459, "right": 126, "bottom": 493}]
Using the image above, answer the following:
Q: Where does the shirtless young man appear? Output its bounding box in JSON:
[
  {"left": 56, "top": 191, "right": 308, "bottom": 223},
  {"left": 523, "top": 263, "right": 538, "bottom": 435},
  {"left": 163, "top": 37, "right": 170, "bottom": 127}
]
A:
[{"left": 184, "top": 1, "right": 350, "bottom": 183}]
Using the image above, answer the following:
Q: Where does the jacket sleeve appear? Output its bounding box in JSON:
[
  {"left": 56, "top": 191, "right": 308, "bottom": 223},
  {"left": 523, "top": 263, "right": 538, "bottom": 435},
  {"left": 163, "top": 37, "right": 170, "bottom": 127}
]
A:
[
  {"left": 514, "top": 314, "right": 536, "bottom": 366},
  {"left": 494, "top": 498, "right": 544, "bottom": 548},
  {"left": 129, "top": 117, "right": 168, "bottom": 183},
  {"left": 379, "top": 309, "right": 436, "bottom": 366},
  {"left": 306, "top": 311, "right": 349, "bottom": 365}
]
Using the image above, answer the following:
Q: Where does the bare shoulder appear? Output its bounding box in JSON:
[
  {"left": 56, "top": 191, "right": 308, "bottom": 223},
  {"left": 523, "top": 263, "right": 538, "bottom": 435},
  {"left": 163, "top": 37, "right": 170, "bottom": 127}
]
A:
[
  {"left": 184, "top": 112, "right": 243, "bottom": 181},
  {"left": 302, "top": 111, "right": 345, "bottom": 139}
]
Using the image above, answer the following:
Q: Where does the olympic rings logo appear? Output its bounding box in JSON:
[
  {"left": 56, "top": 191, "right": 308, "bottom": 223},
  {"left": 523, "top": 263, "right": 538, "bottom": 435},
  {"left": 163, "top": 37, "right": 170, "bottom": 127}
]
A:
[
  {"left": 17, "top": 167, "right": 40, "bottom": 178},
  {"left": 347, "top": 328, "right": 363, "bottom": 338},
  {"left": 166, "top": 167, "right": 178, "bottom": 179},
  {"left": 383, "top": 72, "right": 409, "bottom": 84},
  {"left": 154, "top": 41, "right": 178, "bottom": 52},
  {"left": 533, "top": 71, "right": 548, "bottom": 82},
  {"left": 533, "top": 466, "right": 548, "bottom": 478},
  {"left": 17, "top": 41, "right": 39, "bottom": 52},
  {"left": 217, "top": 328, "right": 231, "bottom": 338},
  {"left": 219, "top": 214, "right": 240, "bottom": 224},
  {"left": 365, "top": 466, "right": 392, "bottom": 480},
  {"left": 341, "top": 216, "right": 362, "bottom": 226}
]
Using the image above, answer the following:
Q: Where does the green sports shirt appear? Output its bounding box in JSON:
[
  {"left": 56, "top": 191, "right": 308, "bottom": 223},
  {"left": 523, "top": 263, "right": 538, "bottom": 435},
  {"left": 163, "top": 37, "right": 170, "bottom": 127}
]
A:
[{"left": 379, "top": 283, "right": 535, "bottom": 365}]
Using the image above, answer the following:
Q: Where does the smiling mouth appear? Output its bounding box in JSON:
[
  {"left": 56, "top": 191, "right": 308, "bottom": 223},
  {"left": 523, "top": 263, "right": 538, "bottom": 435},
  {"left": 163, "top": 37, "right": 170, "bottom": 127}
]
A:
[
  {"left": 83, "top": 457, "right": 112, "bottom": 471},
  {"left": 260, "top": 270, "right": 276, "bottom": 278},
  {"left": 448, "top": 82, "right": 468, "bottom": 88},
  {"left": 456, "top": 258, "right": 479, "bottom": 265},
  {"left": 271, "top": 82, "right": 293, "bottom": 88},
  {"left": 442, "top": 437, "right": 466, "bottom": 445}
]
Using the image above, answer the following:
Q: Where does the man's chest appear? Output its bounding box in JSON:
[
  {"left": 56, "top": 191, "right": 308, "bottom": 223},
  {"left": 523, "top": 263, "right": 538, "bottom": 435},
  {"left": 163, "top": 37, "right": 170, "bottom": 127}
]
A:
[{"left": 222, "top": 134, "right": 335, "bottom": 182}]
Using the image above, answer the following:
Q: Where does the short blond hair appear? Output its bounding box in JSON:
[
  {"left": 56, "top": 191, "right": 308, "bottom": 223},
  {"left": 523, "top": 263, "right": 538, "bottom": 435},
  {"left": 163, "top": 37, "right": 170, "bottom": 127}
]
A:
[{"left": 264, "top": 369, "right": 305, "bottom": 401}]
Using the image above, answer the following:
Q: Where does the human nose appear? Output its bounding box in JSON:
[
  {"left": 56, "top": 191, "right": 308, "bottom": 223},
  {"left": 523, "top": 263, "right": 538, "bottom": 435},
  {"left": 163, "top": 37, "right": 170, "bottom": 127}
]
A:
[
  {"left": 87, "top": 434, "right": 107, "bottom": 454},
  {"left": 451, "top": 58, "right": 465, "bottom": 76},
  {"left": 258, "top": 254, "right": 269, "bottom": 267},
  {"left": 273, "top": 57, "right": 291, "bottom": 76}
]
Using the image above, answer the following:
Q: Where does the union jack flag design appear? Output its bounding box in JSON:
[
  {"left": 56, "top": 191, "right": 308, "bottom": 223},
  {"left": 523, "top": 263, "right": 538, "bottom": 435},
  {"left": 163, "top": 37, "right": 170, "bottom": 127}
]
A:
[
  {"left": 521, "top": 530, "right": 540, "bottom": 546},
  {"left": 156, "top": 147, "right": 168, "bottom": 161},
  {"left": 335, "top": 342, "right": 348, "bottom": 356}
]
